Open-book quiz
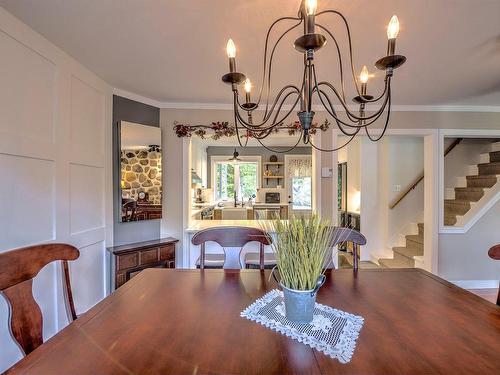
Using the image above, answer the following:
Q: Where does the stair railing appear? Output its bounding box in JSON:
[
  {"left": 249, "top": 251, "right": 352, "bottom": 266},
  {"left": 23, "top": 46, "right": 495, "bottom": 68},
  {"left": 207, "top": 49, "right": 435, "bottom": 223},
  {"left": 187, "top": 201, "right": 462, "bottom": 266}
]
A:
[{"left": 389, "top": 138, "right": 463, "bottom": 209}]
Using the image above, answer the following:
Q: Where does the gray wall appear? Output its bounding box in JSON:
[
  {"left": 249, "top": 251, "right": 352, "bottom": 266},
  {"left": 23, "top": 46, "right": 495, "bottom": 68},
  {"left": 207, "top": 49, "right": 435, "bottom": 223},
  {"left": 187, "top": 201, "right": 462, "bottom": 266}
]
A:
[
  {"left": 206, "top": 146, "right": 311, "bottom": 188},
  {"left": 439, "top": 200, "right": 500, "bottom": 281},
  {"left": 113, "top": 95, "right": 161, "bottom": 245}
]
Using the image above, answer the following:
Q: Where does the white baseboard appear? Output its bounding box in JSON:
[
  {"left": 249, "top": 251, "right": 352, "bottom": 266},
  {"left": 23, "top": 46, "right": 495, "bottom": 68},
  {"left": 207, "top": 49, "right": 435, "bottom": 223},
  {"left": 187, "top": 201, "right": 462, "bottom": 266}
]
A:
[{"left": 450, "top": 280, "right": 499, "bottom": 289}]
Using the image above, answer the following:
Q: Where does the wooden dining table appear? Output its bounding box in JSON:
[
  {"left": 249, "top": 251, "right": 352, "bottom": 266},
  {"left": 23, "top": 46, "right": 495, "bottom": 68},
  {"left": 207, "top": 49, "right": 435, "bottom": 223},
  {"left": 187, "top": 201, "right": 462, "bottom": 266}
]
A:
[{"left": 6, "top": 268, "right": 500, "bottom": 375}]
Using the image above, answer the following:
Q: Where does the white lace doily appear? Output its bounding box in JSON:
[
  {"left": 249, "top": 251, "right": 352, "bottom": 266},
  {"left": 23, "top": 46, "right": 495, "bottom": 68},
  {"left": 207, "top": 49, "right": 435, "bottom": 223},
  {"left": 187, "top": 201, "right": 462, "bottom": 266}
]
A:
[{"left": 241, "top": 289, "right": 364, "bottom": 363}]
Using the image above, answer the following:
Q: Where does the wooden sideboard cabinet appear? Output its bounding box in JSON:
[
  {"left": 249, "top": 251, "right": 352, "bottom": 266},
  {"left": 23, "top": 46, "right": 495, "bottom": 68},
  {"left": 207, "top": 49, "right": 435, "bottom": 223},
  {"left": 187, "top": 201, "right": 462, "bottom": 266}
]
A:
[{"left": 107, "top": 237, "right": 178, "bottom": 290}]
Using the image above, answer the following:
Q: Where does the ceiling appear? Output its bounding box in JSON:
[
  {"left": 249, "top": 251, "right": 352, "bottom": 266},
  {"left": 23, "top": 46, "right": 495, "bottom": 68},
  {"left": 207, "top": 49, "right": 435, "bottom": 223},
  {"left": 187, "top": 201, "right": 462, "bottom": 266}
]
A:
[{"left": 1, "top": 0, "right": 499, "bottom": 107}]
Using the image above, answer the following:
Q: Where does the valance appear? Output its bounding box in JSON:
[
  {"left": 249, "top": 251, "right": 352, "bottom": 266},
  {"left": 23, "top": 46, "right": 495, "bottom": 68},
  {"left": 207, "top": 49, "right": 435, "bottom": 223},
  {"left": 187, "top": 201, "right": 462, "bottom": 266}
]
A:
[{"left": 287, "top": 157, "right": 312, "bottom": 178}]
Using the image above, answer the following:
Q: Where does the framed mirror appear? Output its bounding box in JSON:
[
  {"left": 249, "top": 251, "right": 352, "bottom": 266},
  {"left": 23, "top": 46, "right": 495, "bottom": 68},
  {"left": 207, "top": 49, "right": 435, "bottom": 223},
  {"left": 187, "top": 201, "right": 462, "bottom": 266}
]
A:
[{"left": 120, "top": 121, "right": 162, "bottom": 222}]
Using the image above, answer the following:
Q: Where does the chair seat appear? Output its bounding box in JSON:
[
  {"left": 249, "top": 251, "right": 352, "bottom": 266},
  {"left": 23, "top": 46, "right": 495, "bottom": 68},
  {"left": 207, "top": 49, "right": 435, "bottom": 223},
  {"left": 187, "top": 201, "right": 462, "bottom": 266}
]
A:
[
  {"left": 196, "top": 254, "right": 225, "bottom": 268},
  {"left": 244, "top": 252, "right": 277, "bottom": 266}
]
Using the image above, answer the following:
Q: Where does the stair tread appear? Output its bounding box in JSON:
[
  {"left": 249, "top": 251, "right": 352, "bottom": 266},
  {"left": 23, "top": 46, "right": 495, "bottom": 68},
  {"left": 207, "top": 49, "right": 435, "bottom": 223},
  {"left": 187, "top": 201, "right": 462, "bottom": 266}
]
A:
[
  {"left": 466, "top": 174, "right": 498, "bottom": 179},
  {"left": 478, "top": 161, "right": 500, "bottom": 167},
  {"left": 454, "top": 187, "right": 484, "bottom": 192},
  {"left": 379, "top": 259, "right": 411, "bottom": 268},
  {"left": 393, "top": 246, "right": 423, "bottom": 258},
  {"left": 444, "top": 199, "right": 472, "bottom": 205},
  {"left": 405, "top": 234, "right": 424, "bottom": 244}
]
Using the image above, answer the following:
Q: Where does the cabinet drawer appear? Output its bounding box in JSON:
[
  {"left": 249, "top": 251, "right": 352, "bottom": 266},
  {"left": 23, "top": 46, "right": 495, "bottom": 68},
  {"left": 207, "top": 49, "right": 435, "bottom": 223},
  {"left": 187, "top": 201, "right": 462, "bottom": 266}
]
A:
[
  {"left": 140, "top": 248, "right": 159, "bottom": 265},
  {"left": 116, "top": 273, "right": 126, "bottom": 288},
  {"left": 117, "top": 253, "right": 138, "bottom": 270},
  {"left": 160, "top": 245, "right": 175, "bottom": 260}
]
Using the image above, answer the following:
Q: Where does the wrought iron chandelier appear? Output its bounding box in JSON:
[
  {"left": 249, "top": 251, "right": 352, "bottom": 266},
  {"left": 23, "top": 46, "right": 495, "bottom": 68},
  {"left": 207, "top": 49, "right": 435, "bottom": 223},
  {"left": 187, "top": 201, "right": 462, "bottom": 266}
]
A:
[{"left": 221, "top": 0, "right": 406, "bottom": 152}]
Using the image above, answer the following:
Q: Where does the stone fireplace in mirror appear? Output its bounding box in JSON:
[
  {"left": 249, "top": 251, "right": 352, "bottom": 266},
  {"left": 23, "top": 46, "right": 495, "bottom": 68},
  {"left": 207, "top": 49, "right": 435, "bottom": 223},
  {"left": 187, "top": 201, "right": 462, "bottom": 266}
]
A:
[{"left": 120, "top": 121, "right": 162, "bottom": 222}]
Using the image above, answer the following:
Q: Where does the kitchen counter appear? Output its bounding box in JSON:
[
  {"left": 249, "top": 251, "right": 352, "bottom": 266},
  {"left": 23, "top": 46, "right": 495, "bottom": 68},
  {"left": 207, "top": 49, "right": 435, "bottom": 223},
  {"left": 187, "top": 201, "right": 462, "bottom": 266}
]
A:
[
  {"left": 252, "top": 202, "right": 289, "bottom": 206},
  {"left": 186, "top": 219, "right": 275, "bottom": 233}
]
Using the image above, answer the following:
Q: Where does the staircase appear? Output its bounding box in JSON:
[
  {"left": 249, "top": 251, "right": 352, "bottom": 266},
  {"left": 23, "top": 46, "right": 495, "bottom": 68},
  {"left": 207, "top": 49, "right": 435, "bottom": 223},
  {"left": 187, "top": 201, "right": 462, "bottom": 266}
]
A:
[
  {"left": 379, "top": 223, "right": 424, "bottom": 268},
  {"left": 445, "top": 142, "right": 500, "bottom": 226}
]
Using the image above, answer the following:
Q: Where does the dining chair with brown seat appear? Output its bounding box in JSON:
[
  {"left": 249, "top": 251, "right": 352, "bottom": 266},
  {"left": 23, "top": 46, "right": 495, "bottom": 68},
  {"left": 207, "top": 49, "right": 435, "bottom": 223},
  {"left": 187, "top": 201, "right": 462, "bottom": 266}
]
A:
[
  {"left": 191, "top": 227, "right": 272, "bottom": 270},
  {"left": 488, "top": 244, "right": 500, "bottom": 306},
  {"left": 0, "top": 243, "right": 79, "bottom": 356}
]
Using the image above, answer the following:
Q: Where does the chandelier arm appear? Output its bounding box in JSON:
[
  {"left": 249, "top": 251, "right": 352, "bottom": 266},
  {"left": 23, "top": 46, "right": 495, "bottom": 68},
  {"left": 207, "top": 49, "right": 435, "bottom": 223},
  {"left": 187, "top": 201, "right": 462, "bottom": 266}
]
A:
[
  {"left": 232, "top": 65, "right": 306, "bottom": 129},
  {"left": 318, "top": 84, "right": 390, "bottom": 129},
  {"left": 316, "top": 10, "right": 368, "bottom": 98},
  {"left": 242, "top": 128, "right": 250, "bottom": 147},
  {"left": 263, "top": 20, "right": 303, "bottom": 117},
  {"left": 316, "top": 89, "right": 360, "bottom": 136},
  {"left": 314, "top": 79, "right": 391, "bottom": 129},
  {"left": 237, "top": 63, "right": 305, "bottom": 124},
  {"left": 248, "top": 128, "right": 276, "bottom": 140},
  {"left": 364, "top": 86, "right": 392, "bottom": 142},
  {"left": 316, "top": 78, "right": 390, "bottom": 121},
  {"left": 255, "top": 129, "right": 303, "bottom": 154},
  {"left": 311, "top": 64, "right": 361, "bottom": 120},
  {"left": 248, "top": 120, "right": 290, "bottom": 140},
  {"left": 312, "top": 65, "right": 391, "bottom": 123},
  {"left": 234, "top": 86, "right": 301, "bottom": 130},
  {"left": 233, "top": 102, "right": 246, "bottom": 148},
  {"left": 309, "top": 128, "right": 361, "bottom": 152},
  {"left": 315, "top": 23, "right": 347, "bottom": 101},
  {"left": 314, "top": 84, "right": 363, "bottom": 127},
  {"left": 236, "top": 84, "right": 299, "bottom": 115},
  {"left": 256, "top": 16, "right": 302, "bottom": 109},
  {"left": 314, "top": 65, "right": 389, "bottom": 121},
  {"left": 235, "top": 92, "right": 299, "bottom": 136}
]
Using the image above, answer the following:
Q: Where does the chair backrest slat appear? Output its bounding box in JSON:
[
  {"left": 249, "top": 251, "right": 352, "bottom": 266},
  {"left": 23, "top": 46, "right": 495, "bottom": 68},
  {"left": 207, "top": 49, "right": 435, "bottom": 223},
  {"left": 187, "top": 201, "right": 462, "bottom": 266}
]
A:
[
  {"left": 3, "top": 279, "right": 43, "bottom": 355},
  {"left": 0, "top": 243, "right": 79, "bottom": 355}
]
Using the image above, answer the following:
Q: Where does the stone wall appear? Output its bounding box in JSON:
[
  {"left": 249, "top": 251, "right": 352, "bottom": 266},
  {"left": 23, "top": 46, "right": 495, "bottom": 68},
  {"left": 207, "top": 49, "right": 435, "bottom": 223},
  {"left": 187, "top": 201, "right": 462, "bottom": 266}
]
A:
[{"left": 121, "top": 149, "right": 162, "bottom": 204}]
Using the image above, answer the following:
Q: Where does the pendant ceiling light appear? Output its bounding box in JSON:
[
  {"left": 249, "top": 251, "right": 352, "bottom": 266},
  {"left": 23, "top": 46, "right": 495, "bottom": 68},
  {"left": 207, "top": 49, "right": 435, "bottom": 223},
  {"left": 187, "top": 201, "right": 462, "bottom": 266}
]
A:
[
  {"left": 221, "top": 0, "right": 407, "bottom": 152},
  {"left": 229, "top": 148, "right": 241, "bottom": 161}
]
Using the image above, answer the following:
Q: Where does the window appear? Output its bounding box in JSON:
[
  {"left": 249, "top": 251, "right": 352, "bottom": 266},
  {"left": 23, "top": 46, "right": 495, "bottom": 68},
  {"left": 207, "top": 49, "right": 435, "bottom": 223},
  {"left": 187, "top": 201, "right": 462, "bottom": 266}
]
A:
[
  {"left": 286, "top": 156, "right": 312, "bottom": 210},
  {"left": 215, "top": 161, "right": 259, "bottom": 200},
  {"left": 292, "top": 176, "right": 312, "bottom": 210}
]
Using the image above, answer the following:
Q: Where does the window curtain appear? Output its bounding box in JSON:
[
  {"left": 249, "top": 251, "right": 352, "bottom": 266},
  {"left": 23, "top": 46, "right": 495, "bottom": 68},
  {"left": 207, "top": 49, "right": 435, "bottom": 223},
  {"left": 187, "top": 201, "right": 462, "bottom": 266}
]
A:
[{"left": 287, "top": 157, "right": 312, "bottom": 178}]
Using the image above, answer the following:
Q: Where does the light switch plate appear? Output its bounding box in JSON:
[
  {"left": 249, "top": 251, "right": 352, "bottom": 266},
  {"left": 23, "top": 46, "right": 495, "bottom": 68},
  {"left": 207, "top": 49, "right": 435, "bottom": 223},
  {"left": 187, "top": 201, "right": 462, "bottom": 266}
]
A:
[
  {"left": 322, "top": 167, "right": 333, "bottom": 178},
  {"left": 393, "top": 184, "right": 401, "bottom": 192}
]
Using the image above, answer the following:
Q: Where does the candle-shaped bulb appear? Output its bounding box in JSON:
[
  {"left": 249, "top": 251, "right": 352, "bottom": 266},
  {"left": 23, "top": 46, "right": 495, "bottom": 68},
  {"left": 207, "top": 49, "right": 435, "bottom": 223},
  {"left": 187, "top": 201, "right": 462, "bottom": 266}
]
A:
[
  {"left": 305, "top": 0, "right": 317, "bottom": 16},
  {"left": 359, "top": 66, "right": 369, "bottom": 84},
  {"left": 226, "top": 39, "right": 236, "bottom": 58},
  {"left": 244, "top": 79, "right": 252, "bottom": 94},
  {"left": 387, "top": 15, "right": 399, "bottom": 39}
]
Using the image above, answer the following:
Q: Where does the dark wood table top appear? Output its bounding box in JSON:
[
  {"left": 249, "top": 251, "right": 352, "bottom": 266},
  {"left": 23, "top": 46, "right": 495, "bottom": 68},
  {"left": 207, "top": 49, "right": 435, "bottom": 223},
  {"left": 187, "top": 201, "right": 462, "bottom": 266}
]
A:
[{"left": 7, "top": 269, "right": 500, "bottom": 375}]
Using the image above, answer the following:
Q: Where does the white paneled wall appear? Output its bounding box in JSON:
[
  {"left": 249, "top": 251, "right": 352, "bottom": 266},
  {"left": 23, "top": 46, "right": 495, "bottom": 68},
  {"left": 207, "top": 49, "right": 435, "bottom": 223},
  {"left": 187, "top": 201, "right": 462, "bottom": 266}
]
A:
[{"left": 0, "top": 7, "right": 112, "bottom": 372}]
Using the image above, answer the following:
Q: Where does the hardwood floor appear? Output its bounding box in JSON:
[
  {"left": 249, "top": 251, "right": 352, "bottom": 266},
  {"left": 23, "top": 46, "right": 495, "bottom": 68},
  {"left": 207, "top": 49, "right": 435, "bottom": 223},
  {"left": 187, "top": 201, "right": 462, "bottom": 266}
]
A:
[{"left": 467, "top": 288, "right": 499, "bottom": 304}]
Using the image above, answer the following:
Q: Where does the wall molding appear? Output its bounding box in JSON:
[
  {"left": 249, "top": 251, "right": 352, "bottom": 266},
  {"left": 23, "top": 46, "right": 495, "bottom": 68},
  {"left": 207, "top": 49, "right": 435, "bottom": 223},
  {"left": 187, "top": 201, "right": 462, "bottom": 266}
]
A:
[
  {"left": 113, "top": 88, "right": 500, "bottom": 113},
  {"left": 113, "top": 88, "right": 163, "bottom": 108},
  {"left": 450, "top": 280, "right": 499, "bottom": 289}
]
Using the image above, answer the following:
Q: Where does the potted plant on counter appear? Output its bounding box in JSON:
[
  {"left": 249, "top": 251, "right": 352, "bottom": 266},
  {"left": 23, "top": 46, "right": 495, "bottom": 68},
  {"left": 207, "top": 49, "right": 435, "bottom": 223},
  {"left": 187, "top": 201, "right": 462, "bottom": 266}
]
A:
[{"left": 263, "top": 214, "right": 335, "bottom": 324}]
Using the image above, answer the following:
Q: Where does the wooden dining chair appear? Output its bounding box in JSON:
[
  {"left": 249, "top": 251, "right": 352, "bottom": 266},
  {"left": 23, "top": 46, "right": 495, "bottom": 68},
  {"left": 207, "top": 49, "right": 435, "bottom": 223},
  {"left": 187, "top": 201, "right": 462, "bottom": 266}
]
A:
[
  {"left": 191, "top": 227, "right": 272, "bottom": 270},
  {"left": 122, "top": 200, "right": 137, "bottom": 222},
  {"left": 488, "top": 244, "right": 500, "bottom": 306},
  {"left": 0, "top": 243, "right": 79, "bottom": 356},
  {"left": 331, "top": 227, "right": 367, "bottom": 271}
]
